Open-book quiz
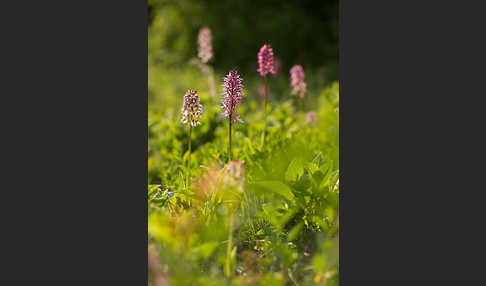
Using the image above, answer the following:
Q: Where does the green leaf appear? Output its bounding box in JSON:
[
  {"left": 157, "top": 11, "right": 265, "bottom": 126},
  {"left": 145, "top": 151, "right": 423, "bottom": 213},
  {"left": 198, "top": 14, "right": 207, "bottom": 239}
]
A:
[
  {"left": 254, "top": 181, "right": 294, "bottom": 201},
  {"left": 182, "top": 149, "right": 190, "bottom": 164},
  {"left": 148, "top": 184, "right": 161, "bottom": 194},
  {"left": 329, "top": 170, "right": 339, "bottom": 192},
  {"left": 321, "top": 159, "right": 333, "bottom": 175},
  {"left": 288, "top": 221, "right": 304, "bottom": 241},
  {"left": 256, "top": 229, "right": 265, "bottom": 237},
  {"left": 244, "top": 137, "right": 255, "bottom": 154},
  {"left": 285, "top": 157, "right": 304, "bottom": 182},
  {"left": 148, "top": 184, "right": 161, "bottom": 200},
  {"left": 307, "top": 153, "right": 324, "bottom": 174},
  {"left": 313, "top": 153, "right": 324, "bottom": 166},
  {"left": 275, "top": 207, "right": 298, "bottom": 229},
  {"left": 313, "top": 254, "right": 327, "bottom": 270},
  {"left": 192, "top": 242, "right": 219, "bottom": 259}
]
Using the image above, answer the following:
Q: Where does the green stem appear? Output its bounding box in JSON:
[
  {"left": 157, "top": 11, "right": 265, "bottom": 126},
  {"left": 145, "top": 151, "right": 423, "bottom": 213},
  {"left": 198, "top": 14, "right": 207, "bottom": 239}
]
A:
[
  {"left": 187, "top": 122, "right": 192, "bottom": 187},
  {"left": 228, "top": 114, "right": 232, "bottom": 162},
  {"left": 225, "top": 211, "right": 234, "bottom": 278},
  {"left": 208, "top": 67, "right": 216, "bottom": 100},
  {"left": 262, "top": 76, "right": 268, "bottom": 146}
]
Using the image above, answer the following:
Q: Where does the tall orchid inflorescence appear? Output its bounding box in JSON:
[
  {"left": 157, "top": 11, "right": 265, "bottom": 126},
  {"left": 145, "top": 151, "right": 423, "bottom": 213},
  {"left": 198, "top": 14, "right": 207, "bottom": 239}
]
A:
[
  {"left": 181, "top": 89, "right": 202, "bottom": 187},
  {"left": 221, "top": 70, "right": 244, "bottom": 123},
  {"left": 181, "top": 89, "right": 203, "bottom": 126},
  {"left": 221, "top": 69, "right": 244, "bottom": 161},
  {"left": 257, "top": 44, "right": 275, "bottom": 146},
  {"left": 257, "top": 44, "right": 276, "bottom": 77},
  {"left": 290, "top": 64, "right": 307, "bottom": 99},
  {"left": 197, "top": 27, "right": 213, "bottom": 64}
]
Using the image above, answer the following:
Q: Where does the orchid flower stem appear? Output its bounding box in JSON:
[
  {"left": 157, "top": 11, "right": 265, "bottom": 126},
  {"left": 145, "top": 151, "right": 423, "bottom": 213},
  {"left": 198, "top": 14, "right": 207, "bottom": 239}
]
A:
[
  {"left": 228, "top": 114, "right": 232, "bottom": 162},
  {"left": 222, "top": 69, "right": 242, "bottom": 162},
  {"left": 262, "top": 76, "right": 268, "bottom": 147},
  {"left": 208, "top": 67, "right": 216, "bottom": 100},
  {"left": 187, "top": 121, "right": 192, "bottom": 187}
]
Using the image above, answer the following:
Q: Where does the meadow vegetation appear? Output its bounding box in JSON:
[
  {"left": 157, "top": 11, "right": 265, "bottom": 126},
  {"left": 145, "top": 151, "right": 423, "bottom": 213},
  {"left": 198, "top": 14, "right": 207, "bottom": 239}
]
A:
[{"left": 148, "top": 1, "right": 339, "bottom": 285}]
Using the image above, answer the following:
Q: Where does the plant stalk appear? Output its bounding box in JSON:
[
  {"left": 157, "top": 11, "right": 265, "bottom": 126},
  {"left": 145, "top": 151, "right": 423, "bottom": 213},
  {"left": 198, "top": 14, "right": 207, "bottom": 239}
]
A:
[
  {"left": 262, "top": 76, "right": 268, "bottom": 146},
  {"left": 228, "top": 114, "right": 232, "bottom": 162},
  {"left": 187, "top": 121, "right": 192, "bottom": 187},
  {"left": 225, "top": 210, "right": 234, "bottom": 278},
  {"left": 208, "top": 66, "right": 216, "bottom": 100}
]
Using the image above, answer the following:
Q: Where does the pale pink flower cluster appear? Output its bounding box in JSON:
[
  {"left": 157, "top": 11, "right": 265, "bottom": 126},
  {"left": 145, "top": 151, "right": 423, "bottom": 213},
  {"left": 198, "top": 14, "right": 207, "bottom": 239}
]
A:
[
  {"left": 272, "top": 58, "right": 281, "bottom": 77},
  {"left": 221, "top": 70, "right": 244, "bottom": 123},
  {"left": 290, "top": 64, "right": 307, "bottom": 99},
  {"left": 197, "top": 27, "right": 213, "bottom": 63},
  {"left": 181, "top": 89, "right": 203, "bottom": 126}
]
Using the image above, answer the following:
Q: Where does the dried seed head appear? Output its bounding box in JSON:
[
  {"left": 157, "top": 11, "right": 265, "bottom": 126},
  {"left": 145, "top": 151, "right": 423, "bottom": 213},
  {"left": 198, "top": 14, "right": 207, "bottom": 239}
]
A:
[
  {"left": 257, "top": 44, "right": 276, "bottom": 77},
  {"left": 181, "top": 89, "right": 203, "bottom": 126},
  {"left": 197, "top": 27, "right": 213, "bottom": 63},
  {"left": 221, "top": 69, "right": 244, "bottom": 123}
]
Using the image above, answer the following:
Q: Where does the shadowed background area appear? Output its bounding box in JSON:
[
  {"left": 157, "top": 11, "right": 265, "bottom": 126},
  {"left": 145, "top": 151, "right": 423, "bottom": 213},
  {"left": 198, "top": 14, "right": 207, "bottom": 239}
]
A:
[{"left": 148, "top": 0, "right": 338, "bottom": 114}]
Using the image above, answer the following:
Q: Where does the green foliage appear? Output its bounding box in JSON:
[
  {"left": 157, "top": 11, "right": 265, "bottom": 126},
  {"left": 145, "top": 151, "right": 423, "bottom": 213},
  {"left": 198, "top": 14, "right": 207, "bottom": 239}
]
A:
[
  {"left": 148, "top": 1, "right": 339, "bottom": 285},
  {"left": 149, "top": 81, "right": 339, "bottom": 285}
]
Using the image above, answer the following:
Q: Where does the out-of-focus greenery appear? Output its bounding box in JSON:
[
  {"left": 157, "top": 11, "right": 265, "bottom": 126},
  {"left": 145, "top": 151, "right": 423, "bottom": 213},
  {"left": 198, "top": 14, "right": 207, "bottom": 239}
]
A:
[
  {"left": 148, "top": 0, "right": 338, "bottom": 72},
  {"left": 149, "top": 0, "right": 338, "bottom": 114},
  {"left": 148, "top": 1, "right": 339, "bottom": 285},
  {"left": 148, "top": 83, "right": 339, "bottom": 285}
]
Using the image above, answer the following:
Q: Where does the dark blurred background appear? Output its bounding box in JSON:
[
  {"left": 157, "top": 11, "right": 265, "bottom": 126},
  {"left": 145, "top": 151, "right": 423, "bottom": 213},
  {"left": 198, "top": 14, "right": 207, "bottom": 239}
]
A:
[{"left": 148, "top": 0, "right": 338, "bottom": 115}]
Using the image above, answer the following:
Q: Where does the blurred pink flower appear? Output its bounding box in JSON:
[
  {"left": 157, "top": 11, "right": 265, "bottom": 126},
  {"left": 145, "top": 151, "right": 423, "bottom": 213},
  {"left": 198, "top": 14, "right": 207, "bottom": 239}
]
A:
[
  {"left": 197, "top": 27, "right": 213, "bottom": 63},
  {"left": 257, "top": 44, "right": 276, "bottom": 77},
  {"left": 290, "top": 64, "right": 307, "bottom": 99},
  {"left": 306, "top": 111, "right": 318, "bottom": 124}
]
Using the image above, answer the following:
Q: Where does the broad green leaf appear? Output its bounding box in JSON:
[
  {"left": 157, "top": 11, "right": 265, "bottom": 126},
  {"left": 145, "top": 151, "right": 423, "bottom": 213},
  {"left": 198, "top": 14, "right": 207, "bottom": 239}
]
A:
[
  {"left": 191, "top": 242, "right": 219, "bottom": 259},
  {"left": 254, "top": 181, "right": 294, "bottom": 200},
  {"left": 307, "top": 153, "right": 324, "bottom": 174},
  {"left": 285, "top": 157, "right": 304, "bottom": 182}
]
